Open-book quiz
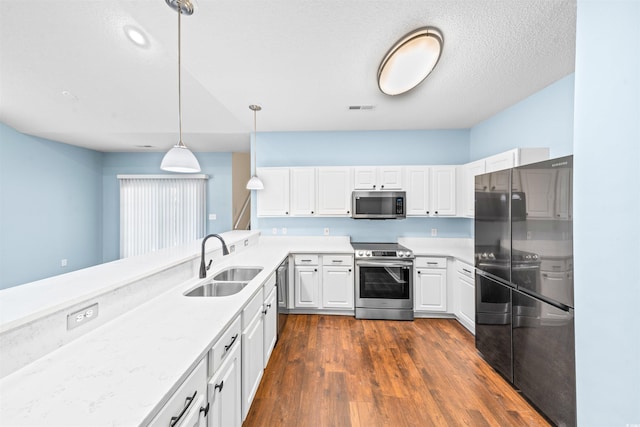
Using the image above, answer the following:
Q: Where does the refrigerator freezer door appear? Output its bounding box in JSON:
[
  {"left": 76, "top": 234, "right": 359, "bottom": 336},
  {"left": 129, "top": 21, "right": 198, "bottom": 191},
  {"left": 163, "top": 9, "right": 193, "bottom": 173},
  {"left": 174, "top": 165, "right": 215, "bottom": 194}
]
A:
[
  {"left": 512, "top": 291, "right": 576, "bottom": 427},
  {"left": 475, "top": 273, "right": 513, "bottom": 382}
]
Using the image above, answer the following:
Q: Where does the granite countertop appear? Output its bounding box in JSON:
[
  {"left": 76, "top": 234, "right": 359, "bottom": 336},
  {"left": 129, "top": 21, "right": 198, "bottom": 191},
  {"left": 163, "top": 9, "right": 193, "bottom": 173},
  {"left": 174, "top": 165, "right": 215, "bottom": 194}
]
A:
[{"left": 0, "top": 235, "right": 353, "bottom": 426}]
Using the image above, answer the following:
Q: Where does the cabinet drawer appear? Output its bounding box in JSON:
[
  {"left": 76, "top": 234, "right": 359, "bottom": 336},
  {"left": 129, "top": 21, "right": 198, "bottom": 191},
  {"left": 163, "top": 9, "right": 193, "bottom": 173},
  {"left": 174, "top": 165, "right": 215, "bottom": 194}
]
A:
[
  {"left": 242, "top": 289, "right": 264, "bottom": 329},
  {"left": 294, "top": 254, "right": 319, "bottom": 265},
  {"left": 263, "top": 272, "right": 276, "bottom": 293},
  {"left": 149, "top": 358, "right": 207, "bottom": 427},
  {"left": 209, "top": 316, "right": 241, "bottom": 377},
  {"left": 322, "top": 255, "right": 353, "bottom": 266},
  {"left": 415, "top": 257, "right": 447, "bottom": 269},
  {"left": 456, "top": 260, "right": 475, "bottom": 279}
]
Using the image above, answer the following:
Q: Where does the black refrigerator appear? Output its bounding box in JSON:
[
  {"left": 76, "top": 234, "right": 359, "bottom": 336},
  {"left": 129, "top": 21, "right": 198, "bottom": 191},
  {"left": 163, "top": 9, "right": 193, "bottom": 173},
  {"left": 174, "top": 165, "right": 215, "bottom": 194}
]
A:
[{"left": 474, "top": 156, "right": 575, "bottom": 427}]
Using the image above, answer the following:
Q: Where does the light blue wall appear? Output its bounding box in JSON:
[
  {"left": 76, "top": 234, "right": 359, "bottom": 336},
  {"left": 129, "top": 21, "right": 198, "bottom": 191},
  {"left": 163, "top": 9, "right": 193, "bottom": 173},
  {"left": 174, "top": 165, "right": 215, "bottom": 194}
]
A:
[
  {"left": 0, "top": 123, "right": 103, "bottom": 289},
  {"left": 101, "top": 152, "right": 233, "bottom": 262},
  {"left": 470, "top": 74, "right": 575, "bottom": 160},
  {"left": 253, "top": 130, "right": 473, "bottom": 241},
  {"left": 573, "top": 1, "right": 639, "bottom": 425}
]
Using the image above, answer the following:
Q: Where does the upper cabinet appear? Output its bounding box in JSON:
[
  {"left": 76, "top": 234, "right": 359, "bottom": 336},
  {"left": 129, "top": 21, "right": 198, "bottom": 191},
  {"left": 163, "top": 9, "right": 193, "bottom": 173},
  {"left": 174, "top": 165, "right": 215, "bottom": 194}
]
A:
[
  {"left": 353, "top": 166, "right": 403, "bottom": 190},
  {"left": 317, "top": 167, "right": 353, "bottom": 216},
  {"left": 290, "top": 168, "right": 316, "bottom": 216},
  {"left": 256, "top": 168, "right": 290, "bottom": 217},
  {"left": 405, "top": 166, "right": 456, "bottom": 216}
]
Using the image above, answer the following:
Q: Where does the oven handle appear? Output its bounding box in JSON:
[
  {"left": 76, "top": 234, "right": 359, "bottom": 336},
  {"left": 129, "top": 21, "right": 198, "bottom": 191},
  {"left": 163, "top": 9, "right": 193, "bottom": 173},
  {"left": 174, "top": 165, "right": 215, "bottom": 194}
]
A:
[{"left": 356, "top": 261, "right": 413, "bottom": 268}]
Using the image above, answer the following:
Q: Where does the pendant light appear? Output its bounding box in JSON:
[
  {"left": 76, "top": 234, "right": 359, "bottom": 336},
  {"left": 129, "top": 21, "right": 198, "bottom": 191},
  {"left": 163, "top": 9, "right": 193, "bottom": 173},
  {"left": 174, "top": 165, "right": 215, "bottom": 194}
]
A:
[
  {"left": 246, "top": 104, "right": 264, "bottom": 190},
  {"left": 160, "top": 0, "right": 201, "bottom": 173}
]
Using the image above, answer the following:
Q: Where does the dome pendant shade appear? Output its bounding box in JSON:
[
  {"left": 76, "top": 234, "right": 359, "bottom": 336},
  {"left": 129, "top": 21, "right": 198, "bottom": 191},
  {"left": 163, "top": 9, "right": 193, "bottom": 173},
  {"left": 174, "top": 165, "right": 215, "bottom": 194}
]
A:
[
  {"left": 246, "top": 175, "right": 264, "bottom": 190},
  {"left": 161, "top": 143, "right": 201, "bottom": 173},
  {"left": 378, "top": 27, "right": 443, "bottom": 96}
]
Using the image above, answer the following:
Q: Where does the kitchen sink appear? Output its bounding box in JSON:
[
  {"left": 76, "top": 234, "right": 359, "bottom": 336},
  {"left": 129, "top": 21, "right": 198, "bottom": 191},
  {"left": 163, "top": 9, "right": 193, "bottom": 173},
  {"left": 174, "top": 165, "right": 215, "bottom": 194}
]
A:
[
  {"left": 184, "top": 281, "right": 249, "bottom": 297},
  {"left": 212, "top": 267, "right": 263, "bottom": 282}
]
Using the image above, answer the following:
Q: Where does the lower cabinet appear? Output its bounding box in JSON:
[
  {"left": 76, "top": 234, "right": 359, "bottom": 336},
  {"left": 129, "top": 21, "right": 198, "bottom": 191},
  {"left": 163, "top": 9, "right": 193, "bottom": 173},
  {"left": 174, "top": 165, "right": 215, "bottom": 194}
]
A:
[
  {"left": 455, "top": 260, "right": 475, "bottom": 334},
  {"left": 414, "top": 257, "right": 448, "bottom": 313},
  {"left": 149, "top": 358, "right": 208, "bottom": 427},
  {"left": 293, "top": 254, "right": 354, "bottom": 311},
  {"left": 242, "top": 290, "right": 265, "bottom": 421},
  {"left": 208, "top": 336, "right": 241, "bottom": 427},
  {"left": 263, "top": 282, "right": 278, "bottom": 367}
]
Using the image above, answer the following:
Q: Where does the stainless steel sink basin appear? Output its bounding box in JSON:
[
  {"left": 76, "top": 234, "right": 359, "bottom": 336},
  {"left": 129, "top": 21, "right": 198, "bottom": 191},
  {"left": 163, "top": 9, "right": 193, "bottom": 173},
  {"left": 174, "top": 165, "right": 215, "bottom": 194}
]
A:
[
  {"left": 212, "top": 267, "right": 263, "bottom": 282},
  {"left": 184, "top": 281, "right": 248, "bottom": 297}
]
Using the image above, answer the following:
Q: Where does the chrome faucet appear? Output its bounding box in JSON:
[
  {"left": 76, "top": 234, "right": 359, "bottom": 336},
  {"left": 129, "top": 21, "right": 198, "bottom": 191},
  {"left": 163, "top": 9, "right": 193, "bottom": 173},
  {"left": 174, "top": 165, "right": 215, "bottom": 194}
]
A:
[{"left": 199, "top": 234, "right": 229, "bottom": 279}]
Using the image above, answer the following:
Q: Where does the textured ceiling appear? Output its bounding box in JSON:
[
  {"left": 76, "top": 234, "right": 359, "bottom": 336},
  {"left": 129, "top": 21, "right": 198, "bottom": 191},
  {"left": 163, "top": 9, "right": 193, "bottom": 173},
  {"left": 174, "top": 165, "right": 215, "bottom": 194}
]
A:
[{"left": 0, "top": 0, "right": 577, "bottom": 152}]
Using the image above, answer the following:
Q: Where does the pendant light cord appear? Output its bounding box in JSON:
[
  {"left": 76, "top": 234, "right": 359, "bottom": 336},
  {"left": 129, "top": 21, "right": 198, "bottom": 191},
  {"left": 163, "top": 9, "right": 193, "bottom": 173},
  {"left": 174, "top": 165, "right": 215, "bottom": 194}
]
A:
[{"left": 177, "top": 1, "right": 184, "bottom": 147}]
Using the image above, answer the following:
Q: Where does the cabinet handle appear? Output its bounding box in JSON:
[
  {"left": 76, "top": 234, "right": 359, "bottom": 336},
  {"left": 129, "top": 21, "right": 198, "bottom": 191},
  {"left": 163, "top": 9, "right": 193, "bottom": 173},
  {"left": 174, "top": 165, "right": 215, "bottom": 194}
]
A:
[
  {"left": 214, "top": 381, "right": 224, "bottom": 393},
  {"left": 224, "top": 334, "right": 238, "bottom": 353},
  {"left": 434, "top": 211, "right": 438, "bottom": 215},
  {"left": 170, "top": 391, "right": 197, "bottom": 427},
  {"left": 301, "top": 259, "right": 312, "bottom": 262},
  {"left": 373, "top": 184, "right": 376, "bottom": 189},
  {"left": 200, "top": 402, "right": 210, "bottom": 417},
  {"left": 314, "top": 268, "right": 318, "bottom": 272},
  {"left": 332, "top": 260, "right": 344, "bottom": 263},
  {"left": 427, "top": 262, "right": 438, "bottom": 265},
  {"left": 381, "top": 185, "right": 384, "bottom": 189},
  {"left": 262, "top": 308, "right": 268, "bottom": 315},
  {"left": 285, "top": 211, "right": 289, "bottom": 215},
  {"left": 311, "top": 211, "right": 314, "bottom": 214},
  {"left": 426, "top": 211, "right": 429, "bottom": 215},
  {"left": 462, "top": 268, "right": 472, "bottom": 274},
  {"left": 417, "top": 270, "right": 421, "bottom": 274},
  {"left": 348, "top": 269, "right": 352, "bottom": 272}
]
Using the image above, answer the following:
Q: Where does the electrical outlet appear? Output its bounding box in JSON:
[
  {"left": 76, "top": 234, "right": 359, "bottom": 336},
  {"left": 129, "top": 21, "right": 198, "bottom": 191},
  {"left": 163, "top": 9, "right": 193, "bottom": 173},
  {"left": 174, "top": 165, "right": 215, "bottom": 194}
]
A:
[
  {"left": 67, "top": 303, "right": 99, "bottom": 330},
  {"left": 282, "top": 227, "right": 287, "bottom": 235},
  {"left": 229, "top": 244, "right": 236, "bottom": 253},
  {"left": 272, "top": 228, "right": 278, "bottom": 235},
  {"left": 244, "top": 239, "right": 249, "bottom": 247},
  {"left": 60, "top": 259, "right": 68, "bottom": 267},
  {"left": 208, "top": 213, "right": 217, "bottom": 220},
  {"left": 324, "top": 228, "right": 330, "bottom": 236},
  {"left": 431, "top": 228, "right": 438, "bottom": 236}
]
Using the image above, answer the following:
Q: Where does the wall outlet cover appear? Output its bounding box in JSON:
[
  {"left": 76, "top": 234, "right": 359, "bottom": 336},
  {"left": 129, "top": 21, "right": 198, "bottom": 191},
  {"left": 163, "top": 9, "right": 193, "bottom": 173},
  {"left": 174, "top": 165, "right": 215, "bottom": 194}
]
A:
[{"left": 324, "top": 228, "right": 330, "bottom": 236}]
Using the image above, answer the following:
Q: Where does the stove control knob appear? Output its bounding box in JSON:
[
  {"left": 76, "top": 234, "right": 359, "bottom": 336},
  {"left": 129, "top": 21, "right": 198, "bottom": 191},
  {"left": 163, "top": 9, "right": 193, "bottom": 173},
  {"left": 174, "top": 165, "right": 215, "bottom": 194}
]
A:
[
  {"left": 365, "top": 251, "right": 372, "bottom": 257},
  {"left": 406, "top": 251, "right": 413, "bottom": 258},
  {"left": 488, "top": 253, "right": 495, "bottom": 260},
  {"left": 481, "top": 253, "right": 488, "bottom": 259},
  {"left": 357, "top": 251, "right": 364, "bottom": 257},
  {"left": 532, "top": 254, "right": 539, "bottom": 260}
]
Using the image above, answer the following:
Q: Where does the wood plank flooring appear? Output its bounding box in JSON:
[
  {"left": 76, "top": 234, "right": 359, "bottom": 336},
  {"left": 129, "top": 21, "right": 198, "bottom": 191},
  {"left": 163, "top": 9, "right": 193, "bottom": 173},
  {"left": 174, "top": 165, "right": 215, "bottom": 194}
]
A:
[{"left": 244, "top": 315, "right": 551, "bottom": 427}]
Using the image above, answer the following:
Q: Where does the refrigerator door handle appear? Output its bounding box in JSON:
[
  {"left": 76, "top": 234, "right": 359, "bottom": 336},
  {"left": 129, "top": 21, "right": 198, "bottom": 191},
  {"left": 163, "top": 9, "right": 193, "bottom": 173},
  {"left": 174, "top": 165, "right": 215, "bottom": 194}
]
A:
[{"left": 516, "top": 288, "right": 572, "bottom": 312}]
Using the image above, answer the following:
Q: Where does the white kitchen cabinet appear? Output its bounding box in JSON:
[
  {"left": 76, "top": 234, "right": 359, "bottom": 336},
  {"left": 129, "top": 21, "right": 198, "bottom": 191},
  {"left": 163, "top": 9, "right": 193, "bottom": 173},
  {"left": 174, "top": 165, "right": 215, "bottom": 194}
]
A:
[
  {"left": 555, "top": 168, "right": 573, "bottom": 220},
  {"left": 208, "top": 339, "right": 241, "bottom": 427},
  {"left": 321, "top": 255, "right": 354, "bottom": 309},
  {"left": 263, "top": 283, "right": 278, "bottom": 367},
  {"left": 241, "top": 290, "right": 264, "bottom": 420},
  {"left": 294, "top": 265, "right": 320, "bottom": 308},
  {"left": 149, "top": 358, "right": 208, "bottom": 427},
  {"left": 459, "top": 160, "right": 486, "bottom": 217},
  {"left": 405, "top": 166, "right": 456, "bottom": 216},
  {"left": 405, "top": 166, "right": 430, "bottom": 216},
  {"left": 316, "top": 167, "right": 353, "bottom": 216},
  {"left": 256, "top": 168, "right": 290, "bottom": 217},
  {"left": 430, "top": 166, "right": 457, "bottom": 216},
  {"left": 290, "top": 167, "right": 316, "bottom": 216},
  {"left": 414, "top": 257, "right": 447, "bottom": 312},
  {"left": 455, "top": 260, "right": 475, "bottom": 334},
  {"left": 353, "top": 166, "right": 403, "bottom": 190}
]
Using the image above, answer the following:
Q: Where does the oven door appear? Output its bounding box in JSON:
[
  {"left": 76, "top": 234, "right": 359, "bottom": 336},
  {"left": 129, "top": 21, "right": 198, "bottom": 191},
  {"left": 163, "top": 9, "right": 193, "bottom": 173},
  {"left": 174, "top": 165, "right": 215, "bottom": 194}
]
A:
[{"left": 355, "top": 260, "right": 413, "bottom": 309}]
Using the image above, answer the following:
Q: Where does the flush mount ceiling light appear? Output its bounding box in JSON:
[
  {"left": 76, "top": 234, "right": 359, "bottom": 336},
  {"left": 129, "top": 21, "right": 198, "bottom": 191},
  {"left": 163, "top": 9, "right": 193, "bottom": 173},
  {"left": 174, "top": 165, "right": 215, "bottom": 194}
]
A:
[
  {"left": 377, "top": 27, "right": 443, "bottom": 96},
  {"left": 123, "top": 25, "right": 149, "bottom": 48},
  {"left": 246, "top": 105, "right": 264, "bottom": 190},
  {"left": 160, "top": 0, "right": 201, "bottom": 173}
]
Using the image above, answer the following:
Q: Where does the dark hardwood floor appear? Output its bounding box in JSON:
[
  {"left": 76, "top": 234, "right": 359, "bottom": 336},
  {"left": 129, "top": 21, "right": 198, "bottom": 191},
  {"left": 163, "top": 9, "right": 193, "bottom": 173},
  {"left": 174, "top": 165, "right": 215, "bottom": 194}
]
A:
[{"left": 243, "top": 314, "right": 551, "bottom": 427}]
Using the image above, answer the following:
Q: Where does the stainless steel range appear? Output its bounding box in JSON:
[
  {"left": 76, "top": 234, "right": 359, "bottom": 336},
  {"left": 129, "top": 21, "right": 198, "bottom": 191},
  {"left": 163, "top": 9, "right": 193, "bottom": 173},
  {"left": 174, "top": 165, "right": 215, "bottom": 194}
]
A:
[{"left": 352, "top": 242, "right": 414, "bottom": 320}]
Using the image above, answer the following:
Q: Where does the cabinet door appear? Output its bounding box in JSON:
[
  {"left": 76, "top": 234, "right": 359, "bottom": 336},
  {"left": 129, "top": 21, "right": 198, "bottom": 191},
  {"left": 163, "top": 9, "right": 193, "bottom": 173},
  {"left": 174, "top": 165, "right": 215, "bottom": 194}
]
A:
[
  {"left": 263, "top": 285, "right": 278, "bottom": 367},
  {"left": 457, "top": 273, "right": 476, "bottom": 334},
  {"left": 485, "top": 151, "right": 515, "bottom": 173},
  {"left": 256, "top": 168, "right": 290, "bottom": 216},
  {"left": 290, "top": 168, "right": 316, "bottom": 216},
  {"left": 430, "top": 166, "right": 456, "bottom": 216},
  {"left": 378, "top": 166, "right": 403, "bottom": 190},
  {"left": 241, "top": 312, "right": 264, "bottom": 420},
  {"left": 316, "top": 167, "right": 352, "bottom": 216},
  {"left": 353, "top": 167, "right": 377, "bottom": 190},
  {"left": 405, "top": 166, "right": 430, "bottom": 216},
  {"left": 414, "top": 268, "right": 447, "bottom": 312},
  {"left": 461, "top": 160, "right": 485, "bottom": 217},
  {"left": 321, "top": 266, "right": 354, "bottom": 309},
  {"left": 294, "top": 266, "right": 320, "bottom": 308},
  {"left": 209, "top": 343, "right": 241, "bottom": 427},
  {"left": 555, "top": 168, "right": 572, "bottom": 219}
]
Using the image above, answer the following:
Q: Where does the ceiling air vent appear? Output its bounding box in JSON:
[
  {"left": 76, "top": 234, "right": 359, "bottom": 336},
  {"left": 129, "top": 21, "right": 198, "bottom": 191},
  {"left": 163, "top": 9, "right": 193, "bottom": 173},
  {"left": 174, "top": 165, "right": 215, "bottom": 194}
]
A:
[{"left": 348, "top": 105, "right": 375, "bottom": 110}]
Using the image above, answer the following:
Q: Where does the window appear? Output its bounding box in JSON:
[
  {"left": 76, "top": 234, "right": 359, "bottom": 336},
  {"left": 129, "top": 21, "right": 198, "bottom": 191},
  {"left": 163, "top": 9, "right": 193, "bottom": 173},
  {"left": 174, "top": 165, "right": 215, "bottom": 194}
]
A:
[{"left": 118, "top": 175, "right": 207, "bottom": 258}]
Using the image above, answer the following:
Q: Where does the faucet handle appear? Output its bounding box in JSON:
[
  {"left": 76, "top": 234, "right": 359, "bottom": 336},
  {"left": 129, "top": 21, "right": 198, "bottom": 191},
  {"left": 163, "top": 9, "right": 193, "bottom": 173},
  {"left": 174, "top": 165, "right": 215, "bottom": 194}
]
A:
[{"left": 206, "top": 259, "right": 213, "bottom": 271}]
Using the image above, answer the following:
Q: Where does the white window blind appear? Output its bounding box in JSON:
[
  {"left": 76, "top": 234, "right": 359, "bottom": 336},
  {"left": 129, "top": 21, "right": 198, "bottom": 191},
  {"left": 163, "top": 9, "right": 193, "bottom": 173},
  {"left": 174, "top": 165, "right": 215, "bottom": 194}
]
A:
[{"left": 118, "top": 174, "right": 208, "bottom": 258}]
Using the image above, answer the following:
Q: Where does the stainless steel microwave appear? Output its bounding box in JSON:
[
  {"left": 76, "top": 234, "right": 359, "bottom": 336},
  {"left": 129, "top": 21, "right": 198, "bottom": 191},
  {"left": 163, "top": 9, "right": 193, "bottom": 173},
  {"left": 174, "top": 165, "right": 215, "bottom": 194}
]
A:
[{"left": 352, "top": 191, "right": 406, "bottom": 219}]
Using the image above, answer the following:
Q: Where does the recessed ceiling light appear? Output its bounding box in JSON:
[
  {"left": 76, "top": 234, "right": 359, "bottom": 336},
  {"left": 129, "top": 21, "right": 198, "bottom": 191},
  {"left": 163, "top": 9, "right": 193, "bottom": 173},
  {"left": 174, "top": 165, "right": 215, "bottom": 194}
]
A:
[
  {"left": 135, "top": 145, "right": 154, "bottom": 148},
  {"left": 348, "top": 105, "right": 375, "bottom": 110},
  {"left": 377, "top": 27, "right": 443, "bottom": 96},
  {"left": 124, "top": 25, "right": 149, "bottom": 48}
]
